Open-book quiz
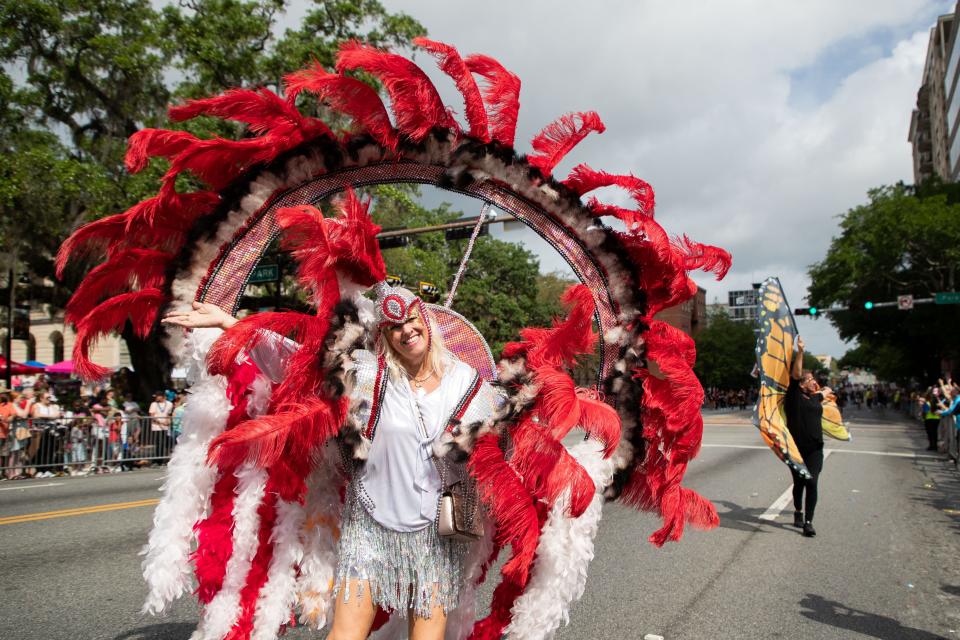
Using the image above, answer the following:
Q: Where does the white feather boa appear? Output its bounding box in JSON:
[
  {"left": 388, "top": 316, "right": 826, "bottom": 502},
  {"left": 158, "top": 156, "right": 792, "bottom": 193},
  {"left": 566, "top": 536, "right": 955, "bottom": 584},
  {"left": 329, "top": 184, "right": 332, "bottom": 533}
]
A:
[
  {"left": 141, "top": 328, "right": 229, "bottom": 614},
  {"left": 504, "top": 440, "right": 616, "bottom": 640},
  {"left": 250, "top": 499, "right": 305, "bottom": 640},
  {"left": 444, "top": 517, "right": 497, "bottom": 640},
  {"left": 191, "top": 463, "right": 269, "bottom": 640},
  {"left": 295, "top": 443, "right": 346, "bottom": 631}
]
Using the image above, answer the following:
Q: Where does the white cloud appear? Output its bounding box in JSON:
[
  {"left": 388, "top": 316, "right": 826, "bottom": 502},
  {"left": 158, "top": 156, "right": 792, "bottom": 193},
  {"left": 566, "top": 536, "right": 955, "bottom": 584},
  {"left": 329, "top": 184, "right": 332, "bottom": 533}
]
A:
[{"left": 286, "top": 0, "right": 951, "bottom": 357}]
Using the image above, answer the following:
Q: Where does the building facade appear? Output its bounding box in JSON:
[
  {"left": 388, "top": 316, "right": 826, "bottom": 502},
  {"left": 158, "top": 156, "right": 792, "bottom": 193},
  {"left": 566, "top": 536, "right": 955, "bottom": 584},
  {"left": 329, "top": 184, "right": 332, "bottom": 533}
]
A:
[
  {"left": 911, "top": 10, "right": 957, "bottom": 183},
  {"left": 726, "top": 287, "right": 761, "bottom": 322},
  {"left": 2, "top": 308, "right": 129, "bottom": 371},
  {"left": 655, "top": 286, "right": 707, "bottom": 336}
]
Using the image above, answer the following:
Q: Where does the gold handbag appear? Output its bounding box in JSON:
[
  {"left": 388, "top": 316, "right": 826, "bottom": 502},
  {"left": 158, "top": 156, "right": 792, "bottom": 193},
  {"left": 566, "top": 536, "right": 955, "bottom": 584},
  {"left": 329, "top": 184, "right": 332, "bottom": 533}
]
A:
[
  {"left": 437, "top": 483, "right": 483, "bottom": 542},
  {"left": 409, "top": 387, "right": 483, "bottom": 542}
]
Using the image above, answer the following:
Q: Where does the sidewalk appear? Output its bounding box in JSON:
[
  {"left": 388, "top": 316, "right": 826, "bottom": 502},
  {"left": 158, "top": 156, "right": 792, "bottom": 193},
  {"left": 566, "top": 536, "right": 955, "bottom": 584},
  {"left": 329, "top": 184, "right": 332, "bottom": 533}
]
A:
[{"left": 702, "top": 408, "right": 754, "bottom": 425}]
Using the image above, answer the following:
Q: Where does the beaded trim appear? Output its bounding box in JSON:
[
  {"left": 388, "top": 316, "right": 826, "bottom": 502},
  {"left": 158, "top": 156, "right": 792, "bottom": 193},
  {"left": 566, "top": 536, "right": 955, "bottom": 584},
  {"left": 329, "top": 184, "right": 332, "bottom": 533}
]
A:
[
  {"left": 364, "top": 354, "right": 388, "bottom": 440},
  {"left": 446, "top": 372, "right": 482, "bottom": 433}
]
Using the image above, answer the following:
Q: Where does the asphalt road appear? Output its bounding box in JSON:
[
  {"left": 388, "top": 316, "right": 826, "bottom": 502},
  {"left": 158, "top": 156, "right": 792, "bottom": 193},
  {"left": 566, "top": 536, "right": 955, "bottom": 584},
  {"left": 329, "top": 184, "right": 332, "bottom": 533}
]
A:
[{"left": 1, "top": 408, "right": 958, "bottom": 640}]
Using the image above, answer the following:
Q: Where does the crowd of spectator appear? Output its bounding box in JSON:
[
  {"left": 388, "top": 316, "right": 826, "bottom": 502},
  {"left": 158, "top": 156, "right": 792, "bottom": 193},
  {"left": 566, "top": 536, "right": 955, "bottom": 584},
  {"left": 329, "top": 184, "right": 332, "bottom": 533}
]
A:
[
  {"left": 0, "top": 380, "right": 187, "bottom": 480},
  {"left": 915, "top": 378, "right": 960, "bottom": 452},
  {"left": 704, "top": 388, "right": 756, "bottom": 410}
]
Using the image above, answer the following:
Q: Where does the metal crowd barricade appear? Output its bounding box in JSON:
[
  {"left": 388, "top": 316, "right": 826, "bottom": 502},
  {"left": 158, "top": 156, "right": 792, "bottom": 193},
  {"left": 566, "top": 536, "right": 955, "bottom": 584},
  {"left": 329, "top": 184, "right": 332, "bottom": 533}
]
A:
[
  {"left": 1, "top": 414, "right": 181, "bottom": 479},
  {"left": 944, "top": 415, "right": 958, "bottom": 463}
]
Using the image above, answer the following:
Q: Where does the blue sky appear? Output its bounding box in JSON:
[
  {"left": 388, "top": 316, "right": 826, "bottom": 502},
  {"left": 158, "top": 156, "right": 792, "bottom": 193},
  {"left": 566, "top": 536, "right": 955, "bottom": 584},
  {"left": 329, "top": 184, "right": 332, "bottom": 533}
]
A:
[{"left": 366, "top": 1, "right": 956, "bottom": 361}]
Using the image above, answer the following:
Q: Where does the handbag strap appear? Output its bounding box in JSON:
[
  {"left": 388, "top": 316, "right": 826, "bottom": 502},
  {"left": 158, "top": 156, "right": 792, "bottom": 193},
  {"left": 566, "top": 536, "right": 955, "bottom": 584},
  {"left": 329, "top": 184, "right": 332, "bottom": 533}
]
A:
[{"left": 407, "top": 389, "right": 448, "bottom": 489}]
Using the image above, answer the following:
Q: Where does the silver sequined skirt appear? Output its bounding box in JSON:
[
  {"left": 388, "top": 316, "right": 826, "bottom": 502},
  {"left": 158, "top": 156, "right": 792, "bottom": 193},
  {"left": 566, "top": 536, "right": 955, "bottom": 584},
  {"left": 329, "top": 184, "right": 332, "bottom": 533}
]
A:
[{"left": 334, "top": 483, "right": 468, "bottom": 618}]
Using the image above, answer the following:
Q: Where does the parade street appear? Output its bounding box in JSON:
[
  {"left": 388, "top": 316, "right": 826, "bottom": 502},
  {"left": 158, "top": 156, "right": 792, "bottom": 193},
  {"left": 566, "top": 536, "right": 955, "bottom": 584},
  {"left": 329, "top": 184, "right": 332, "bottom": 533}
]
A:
[{"left": 1, "top": 409, "right": 958, "bottom": 640}]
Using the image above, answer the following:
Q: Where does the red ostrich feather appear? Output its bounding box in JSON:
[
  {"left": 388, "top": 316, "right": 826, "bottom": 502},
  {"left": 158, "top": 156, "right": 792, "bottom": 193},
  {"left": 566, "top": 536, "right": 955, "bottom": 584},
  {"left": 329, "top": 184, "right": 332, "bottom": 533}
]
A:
[
  {"left": 123, "top": 187, "right": 220, "bottom": 232},
  {"left": 64, "top": 249, "right": 172, "bottom": 324},
  {"left": 527, "top": 111, "right": 606, "bottom": 177},
  {"left": 162, "top": 136, "right": 281, "bottom": 191},
  {"left": 207, "top": 396, "right": 348, "bottom": 470},
  {"left": 205, "top": 310, "right": 325, "bottom": 377},
  {"left": 274, "top": 188, "right": 385, "bottom": 303},
  {"left": 414, "top": 37, "right": 489, "bottom": 141},
  {"left": 564, "top": 163, "right": 656, "bottom": 216},
  {"left": 469, "top": 434, "right": 540, "bottom": 584},
  {"left": 503, "top": 284, "right": 597, "bottom": 369},
  {"left": 674, "top": 234, "right": 732, "bottom": 280},
  {"left": 72, "top": 288, "right": 166, "bottom": 380},
  {"left": 284, "top": 62, "right": 398, "bottom": 150},
  {"left": 192, "top": 471, "right": 238, "bottom": 604},
  {"left": 55, "top": 214, "right": 129, "bottom": 279},
  {"left": 168, "top": 87, "right": 321, "bottom": 137},
  {"left": 509, "top": 418, "right": 596, "bottom": 517},
  {"left": 56, "top": 188, "right": 217, "bottom": 279},
  {"left": 336, "top": 40, "right": 456, "bottom": 141},
  {"left": 125, "top": 129, "right": 198, "bottom": 173},
  {"left": 464, "top": 53, "right": 521, "bottom": 147}
]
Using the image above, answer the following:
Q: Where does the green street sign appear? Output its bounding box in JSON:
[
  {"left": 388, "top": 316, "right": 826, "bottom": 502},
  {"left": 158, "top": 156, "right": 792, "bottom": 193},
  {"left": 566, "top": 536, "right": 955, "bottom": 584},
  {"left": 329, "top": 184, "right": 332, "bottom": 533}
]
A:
[
  {"left": 935, "top": 291, "right": 960, "bottom": 305},
  {"left": 249, "top": 263, "right": 279, "bottom": 284}
]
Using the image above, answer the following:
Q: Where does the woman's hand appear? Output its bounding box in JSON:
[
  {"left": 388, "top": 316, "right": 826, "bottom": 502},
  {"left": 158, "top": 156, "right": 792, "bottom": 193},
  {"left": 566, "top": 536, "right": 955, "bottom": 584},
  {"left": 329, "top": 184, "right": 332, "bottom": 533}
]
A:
[
  {"left": 796, "top": 336, "right": 805, "bottom": 353},
  {"left": 162, "top": 301, "right": 237, "bottom": 330}
]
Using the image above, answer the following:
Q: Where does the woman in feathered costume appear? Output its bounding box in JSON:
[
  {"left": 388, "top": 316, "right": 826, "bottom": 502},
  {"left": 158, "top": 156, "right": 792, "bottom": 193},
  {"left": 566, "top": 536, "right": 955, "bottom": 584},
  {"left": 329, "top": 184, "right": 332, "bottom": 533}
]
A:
[
  {"left": 164, "top": 278, "right": 500, "bottom": 639},
  {"left": 57, "top": 37, "right": 732, "bottom": 640}
]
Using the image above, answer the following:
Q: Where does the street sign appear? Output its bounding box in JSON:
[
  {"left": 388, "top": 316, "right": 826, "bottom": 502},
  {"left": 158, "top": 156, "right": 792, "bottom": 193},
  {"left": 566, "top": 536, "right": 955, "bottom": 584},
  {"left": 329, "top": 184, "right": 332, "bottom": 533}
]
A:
[
  {"left": 935, "top": 291, "right": 960, "bottom": 304},
  {"left": 248, "top": 264, "right": 279, "bottom": 284},
  {"left": 897, "top": 294, "right": 913, "bottom": 310}
]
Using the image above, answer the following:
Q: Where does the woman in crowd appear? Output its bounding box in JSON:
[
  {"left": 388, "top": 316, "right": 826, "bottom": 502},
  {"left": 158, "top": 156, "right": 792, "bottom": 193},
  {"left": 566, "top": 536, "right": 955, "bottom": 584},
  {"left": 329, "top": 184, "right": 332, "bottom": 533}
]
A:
[
  {"left": 920, "top": 389, "right": 942, "bottom": 451},
  {"left": 785, "top": 337, "right": 829, "bottom": 538}
]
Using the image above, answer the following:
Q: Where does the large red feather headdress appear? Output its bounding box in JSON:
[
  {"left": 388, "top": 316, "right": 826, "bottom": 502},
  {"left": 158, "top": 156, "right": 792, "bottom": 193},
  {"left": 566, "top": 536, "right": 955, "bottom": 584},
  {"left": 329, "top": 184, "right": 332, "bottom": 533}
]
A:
[{"left": 58, "top": 37, "right": 731, "bottom": 640}]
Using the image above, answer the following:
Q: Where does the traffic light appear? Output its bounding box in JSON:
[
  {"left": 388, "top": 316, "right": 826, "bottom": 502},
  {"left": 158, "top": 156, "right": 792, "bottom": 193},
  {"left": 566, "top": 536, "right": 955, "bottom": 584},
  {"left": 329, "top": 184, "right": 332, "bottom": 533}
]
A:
[
  {"left": 418, "top": 281, "right": 440, "bottom": 302},
  {"left": 794, "top": 307, "right": 819, "bottom": 316},
  {"left": 445, "top": 223, "right": 489, "bottom": 241},
  {"left": 864, "top": 301, "right": 874, "bottom": 310},
  {"left": 809, "top": 306, "right": 818, "bottom": 316},
  {"left": 378, "top": 235, "right": 410, "bottom": 250}
]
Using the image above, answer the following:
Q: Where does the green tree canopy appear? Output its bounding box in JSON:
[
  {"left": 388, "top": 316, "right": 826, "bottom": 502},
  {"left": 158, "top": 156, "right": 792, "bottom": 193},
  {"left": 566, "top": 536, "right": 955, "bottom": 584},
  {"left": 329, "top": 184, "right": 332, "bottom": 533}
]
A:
[
  {"left": 0, "top": 0, "right": 424, "bottom": 399},
  {"left": 366, "top": 186, "right": 566, "bottom": 357},
  {"left": 807, "top": 183, "right": 960, "bottom": 382},
  {"left": 693, "top": 308, "right": 757, "bottom": 390}
]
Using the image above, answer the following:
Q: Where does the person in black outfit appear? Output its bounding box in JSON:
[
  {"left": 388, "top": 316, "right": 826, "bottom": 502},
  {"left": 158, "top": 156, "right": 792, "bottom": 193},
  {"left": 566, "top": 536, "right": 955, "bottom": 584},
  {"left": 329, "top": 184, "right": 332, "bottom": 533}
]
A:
[{"left": 784, "top": 337, "right": 829, "bottom": 538}]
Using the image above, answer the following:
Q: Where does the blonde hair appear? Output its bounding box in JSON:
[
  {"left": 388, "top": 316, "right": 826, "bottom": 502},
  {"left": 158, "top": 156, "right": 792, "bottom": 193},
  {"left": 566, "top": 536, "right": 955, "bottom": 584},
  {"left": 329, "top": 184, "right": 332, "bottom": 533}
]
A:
[{"left": 377, "top": 305, "right": 454, "bottom": 383}]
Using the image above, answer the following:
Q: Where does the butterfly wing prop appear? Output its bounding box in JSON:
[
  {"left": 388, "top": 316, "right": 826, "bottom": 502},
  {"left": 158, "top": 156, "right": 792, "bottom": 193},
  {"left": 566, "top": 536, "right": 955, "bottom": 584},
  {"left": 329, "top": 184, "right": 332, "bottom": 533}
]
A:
[
  {"left": 821, "top": 395, "right": 851, "bottom": 441},
  {"left": 753, "top": 277, "right": 810, "bottom": 478}
]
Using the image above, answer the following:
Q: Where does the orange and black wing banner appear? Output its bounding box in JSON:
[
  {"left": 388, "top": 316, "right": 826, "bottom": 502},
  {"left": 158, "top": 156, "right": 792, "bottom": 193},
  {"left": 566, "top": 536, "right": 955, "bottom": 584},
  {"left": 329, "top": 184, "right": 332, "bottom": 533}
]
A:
[
  {"left": 753, "top": 277, "right": 811, "bottom": 478},
  {"left": 821, "top": 396, "right": 851, "bottom": 441}
]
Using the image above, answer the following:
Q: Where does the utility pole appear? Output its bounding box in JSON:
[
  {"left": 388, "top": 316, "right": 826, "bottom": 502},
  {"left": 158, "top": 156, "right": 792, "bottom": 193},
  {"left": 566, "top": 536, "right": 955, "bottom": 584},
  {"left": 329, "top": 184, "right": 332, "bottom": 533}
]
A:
[{"left": 5, "top": 248, "right": 16, "bottom": 390}]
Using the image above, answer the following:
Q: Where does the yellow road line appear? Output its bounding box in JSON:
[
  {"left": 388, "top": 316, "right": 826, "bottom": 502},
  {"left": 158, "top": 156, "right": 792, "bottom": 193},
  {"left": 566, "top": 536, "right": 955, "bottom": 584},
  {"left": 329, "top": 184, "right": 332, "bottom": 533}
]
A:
[{"left": 0, "top": 498, "right": 159, "bottom": 525}]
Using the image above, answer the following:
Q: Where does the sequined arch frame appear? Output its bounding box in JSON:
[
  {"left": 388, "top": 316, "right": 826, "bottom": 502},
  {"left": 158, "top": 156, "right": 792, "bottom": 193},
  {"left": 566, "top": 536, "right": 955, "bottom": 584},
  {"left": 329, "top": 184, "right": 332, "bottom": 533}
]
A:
[
  {"left": 187, "top": 139, "right": 635, "bottom": 389},
  {"left": 427, "top": 304, "right": 496, "bottom": 383}
]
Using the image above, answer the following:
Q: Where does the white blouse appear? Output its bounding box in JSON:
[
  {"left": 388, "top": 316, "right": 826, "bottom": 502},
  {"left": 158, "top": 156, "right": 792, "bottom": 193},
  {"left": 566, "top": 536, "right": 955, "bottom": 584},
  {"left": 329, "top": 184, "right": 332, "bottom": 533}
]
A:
[
  {"left": 357, "top": 360, "right": 476, "bottom": 532},
  {"left": 247, "top": 332, "right": 477, "bottom": 532}
]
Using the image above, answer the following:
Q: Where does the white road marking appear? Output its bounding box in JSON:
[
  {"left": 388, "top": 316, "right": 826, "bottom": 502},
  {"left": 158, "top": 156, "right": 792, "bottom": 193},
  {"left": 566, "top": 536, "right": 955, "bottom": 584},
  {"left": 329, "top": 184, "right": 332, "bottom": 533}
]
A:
[
  {"left": 828, "top": 449, "right": 940, "bottom": 459},
  {"left": 758, "top": 451, "right": 832, "bottom": 521},
  {"left": 0, "top": 482, "right": 64, "bottom": 492},
  {"left": 703, "top": 444, "right": 768, "bottom": 451},
  {"left": 702, "top": 443, "right": 939, "bottom": 459}
]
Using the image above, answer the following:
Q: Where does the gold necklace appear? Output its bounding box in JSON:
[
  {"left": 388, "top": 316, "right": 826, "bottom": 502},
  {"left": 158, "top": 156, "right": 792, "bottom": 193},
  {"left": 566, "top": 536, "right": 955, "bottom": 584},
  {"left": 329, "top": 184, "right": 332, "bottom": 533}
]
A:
[{"left": 408, "top": 368, "right": 435, "bottom": 388}]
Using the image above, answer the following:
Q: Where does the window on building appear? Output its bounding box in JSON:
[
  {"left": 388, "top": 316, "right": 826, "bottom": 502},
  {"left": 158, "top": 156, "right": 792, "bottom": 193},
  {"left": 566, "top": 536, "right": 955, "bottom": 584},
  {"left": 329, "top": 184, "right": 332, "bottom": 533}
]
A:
[
  {"left": 26, "top": 334, "right": 36, "bottom": 361},
  {"left": 49, "top": 331, "right": 64, "bottom": 364}
]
